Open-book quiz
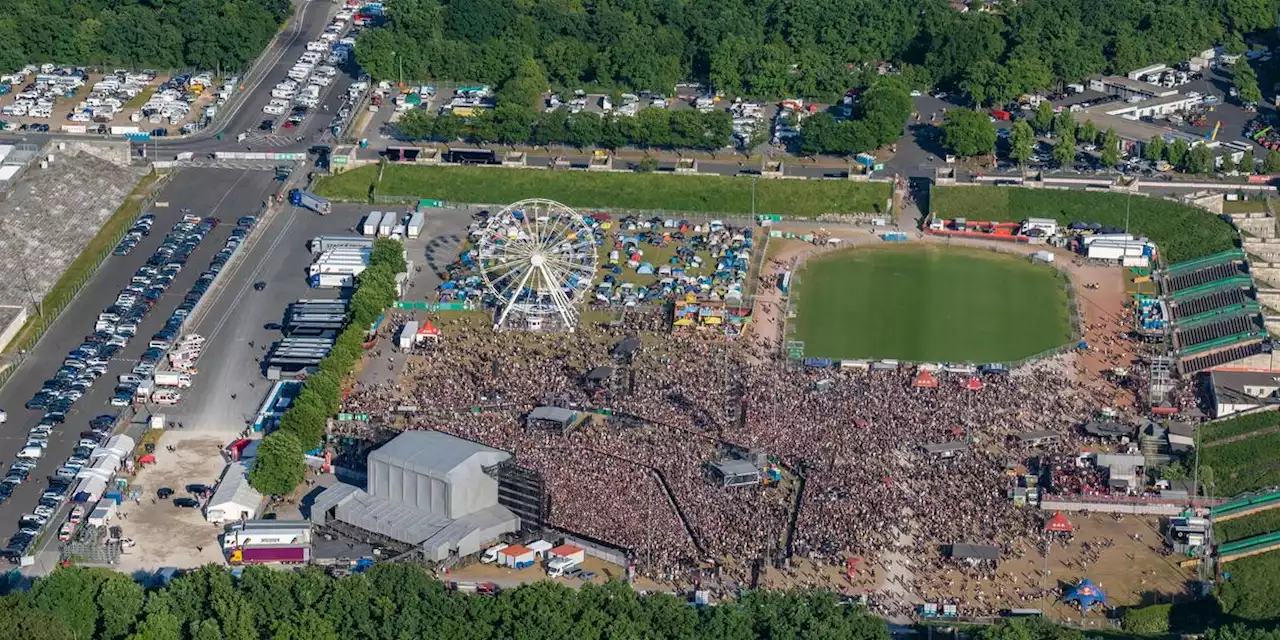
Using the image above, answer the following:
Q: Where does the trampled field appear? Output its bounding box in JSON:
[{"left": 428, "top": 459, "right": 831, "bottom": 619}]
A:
[
  {"left": 930, "top": 186, "right": 1237, "bottom": 264},
  {"left": 315, "top": 165, "right": 892, "bottom": 218},
  {"left": 793, "top": 245, "right": 1073, "bottom": 362}
]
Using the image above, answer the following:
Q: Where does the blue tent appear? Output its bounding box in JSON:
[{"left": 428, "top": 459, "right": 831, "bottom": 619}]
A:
[{"left": 1062, "top": 579, "right": 1108, "bottom": 613}]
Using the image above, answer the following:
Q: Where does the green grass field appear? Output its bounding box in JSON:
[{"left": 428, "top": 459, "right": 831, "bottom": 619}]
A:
[
  {"left": 793, "top": 245, "right": 1072, "bottom": 362},
  {"left": 316, "top": 165, "right": 892, "bottom": 218},
  {"left": 1201, "top": 410, "right": 1280, "bottom": 444},
  {"left": 1216, "top": 509, "right": 1280, "bottom": 543},
  {"left": 931, "top": 186, "right": 1237, "bottom": 264},
  {"left": 1202, "top": 430, "right": 1280, "bottom": 497}
]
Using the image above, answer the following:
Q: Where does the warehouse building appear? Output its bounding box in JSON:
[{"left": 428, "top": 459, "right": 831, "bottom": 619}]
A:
[{"left": 310, "top": 430, "right": 519, "bottom": 562}]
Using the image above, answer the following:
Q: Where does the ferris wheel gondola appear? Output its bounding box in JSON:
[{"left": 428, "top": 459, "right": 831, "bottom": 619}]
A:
[{"left": 477, "top": 198, "right": 597, "bottom": 331}]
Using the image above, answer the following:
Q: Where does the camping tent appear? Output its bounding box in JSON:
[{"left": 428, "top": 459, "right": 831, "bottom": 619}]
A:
[
  {"left": 913, "top": 370, "right": 938, "bottom": 389},
  {"left": 1062, "top": 579, "right": 1108, "bottom": 613},
  {"left": 1044, "top": 512, "right": 1074, "bottom": 533}
]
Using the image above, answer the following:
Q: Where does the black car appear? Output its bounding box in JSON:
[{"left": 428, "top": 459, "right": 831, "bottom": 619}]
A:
[
  {"left": 173, "top": 497, "right": 200, "bottom": 508},
  {"left": 260, "top": 119, "right": 274, "bottom": 131},
  {"left": 157, "top": 487, "right": 174, "bottom": 499},
  {"left": 186, "top": 484, "right": 210, "bottom": 496},
  {"left": 91, "top": 414, "right": 117, "bottom": 429},
  {"left": 264, "top": 322, "right": 283, "bottom": 331},
  {"left": 253, "top": 281, "right": 267, "bottom": 291}
]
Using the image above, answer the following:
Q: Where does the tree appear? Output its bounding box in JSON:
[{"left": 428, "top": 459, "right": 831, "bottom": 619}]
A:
[
  {"left": 1264, "top": 149, "right": 1280, "bottom": 173},
  {"left": 248, "top": 431, "right": 306, "bottom": 496},
  {"left": 1079, "top": 120, "right": 1098, "bottom": 146},
  {"left": 1144, "top": 136, "right": 1166, "bottom": 162},
  {"left": 1100, "top": 128, "right": 1120, "bottom": 168},
  {"left": 1234, "top": 63, "right": 1262, "bottom": 105},
  {"left": 395, "top": 110, "right": 435, "bottom": 140},
  {"left": 941, "top": 109, "right": 997, "bottom": 157},
  {"left": 633, "top": 155, "right": 659, "bottom": 172},
  {"left": 1241, "top": 148, "right": 1256, "bottom": 174},
  {"left": 1030, "top": 101, "right": 1054, "bottom": 135},
  {"left": 1053, "top": 111, "right": 1074, "bottom": 139},
  {"left": 1167, "top": 138, "right": 1190, "bottom": 170},
  {"left": 371, "top": 238, "right": 407, "bottom": 274},
  {"left": 1052, "top": 130, "right": 1076, "bottom": 167},
  {"left": 1008, "top": 120, "right": 1035, "bottom": 167}
]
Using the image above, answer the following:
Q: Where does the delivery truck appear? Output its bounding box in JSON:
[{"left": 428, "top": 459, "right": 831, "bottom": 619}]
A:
[
  {"left": 362, "top": 211, "right": 383, "bottom": 236},
  {"left": 229, "top": 545, "right": 310, "bottom": 564},
  {"left": 154, "top": 372, "right": 193, "bottom": 388},
  {"left": 289, "top": 189, "right": 331, "bottom": 215}
]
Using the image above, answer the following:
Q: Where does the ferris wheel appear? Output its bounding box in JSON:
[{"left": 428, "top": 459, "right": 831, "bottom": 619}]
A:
[{"left": 476, "top": 198, "right": 597, "bottom": 331}]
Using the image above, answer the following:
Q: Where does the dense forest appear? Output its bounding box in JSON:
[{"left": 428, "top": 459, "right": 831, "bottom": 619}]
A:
[
  {"left": 355, "top": 0, "right": 1280, "bottom": 103},
  {"left": 0, "top": 0, "right": 291, "bottom": 74},
  {"left": 0, "top": 565, "right": 890, "bottom": 640}
]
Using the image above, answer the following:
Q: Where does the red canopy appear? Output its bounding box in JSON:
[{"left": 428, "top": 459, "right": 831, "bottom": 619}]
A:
[
  {"left": 418, "top": 320, "right": 441, "bottom": 336},
  {"left": 1044, "top": 511, "right": 1074, "bottom": 533},
  {"left": 912, "top": 370, "right": 938, "bottom": 388},
  {"left": 961, "top": 377, "right": 985, "bottom": 391},
  {"left": 138, "top": 454, "right": 157, "bottom": 464}
]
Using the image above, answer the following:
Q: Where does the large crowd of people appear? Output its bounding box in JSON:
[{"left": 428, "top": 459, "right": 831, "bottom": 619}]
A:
[{"left": 337, "top": 306, "right": 1151, "bottom": 612}]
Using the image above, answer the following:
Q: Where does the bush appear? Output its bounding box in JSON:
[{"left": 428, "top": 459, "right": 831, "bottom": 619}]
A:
[
  {"left": 1122, "top": 603, "right": 1172, "bottom": 633},
  {"left": 248, "top": 431, "right": 306, "bottom": 497}
]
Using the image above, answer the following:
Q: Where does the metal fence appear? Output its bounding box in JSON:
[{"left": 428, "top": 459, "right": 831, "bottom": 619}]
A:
[{"left": 0, "top": 171, "right": 174, "bottom": 389}]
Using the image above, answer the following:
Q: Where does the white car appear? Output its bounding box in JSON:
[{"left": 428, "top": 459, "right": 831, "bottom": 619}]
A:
[
  {"left": 909, "top": 90, "right": 922, "bottom": 97},
  {"left": 0, "top": 409, "right": 7, "bottom": 423},
  {"left": 16, "top": 445, "right": 44, "bottom": 459},
  {"left": 263, "top": 104, "right": 286, "bottom": 116}
]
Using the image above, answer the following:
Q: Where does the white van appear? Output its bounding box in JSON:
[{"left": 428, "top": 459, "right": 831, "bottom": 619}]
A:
[
  {"left": 16, "top": 445, "right": 44, "bottom": 459},
  {"left": 480, "top": 543, "right": 508, "bottom": 563},
  {"left": 546, "top": 556, "right": 581, "bottom": 577}
]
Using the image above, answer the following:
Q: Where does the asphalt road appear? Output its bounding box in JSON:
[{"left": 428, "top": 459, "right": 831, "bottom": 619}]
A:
[{"left": 0, "top": 169, "right": 278, "bottom": 543}]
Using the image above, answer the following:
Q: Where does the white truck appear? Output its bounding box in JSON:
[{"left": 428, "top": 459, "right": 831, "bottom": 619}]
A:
[
  {"left": 154, "top": 372, "right": 193, "bottom": 388},
  {"left": 481, "top": 543, "right": 508, "bottom": 563}
]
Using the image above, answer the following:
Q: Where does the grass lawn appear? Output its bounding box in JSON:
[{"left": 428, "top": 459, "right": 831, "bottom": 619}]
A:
[
  {"left": 1202, "top": 429, "right": 1280, "bottom": 497},
  {"left": 1201, "top": 410, "right": 1280, "bottom": 444},
  {"left": 793, "top": 245, "right": 1072, "bottom": 362},
  {"left": 1222, "top": 199, "right": 1271, "bottom": 214},
  {"left": 931, "top": 186, "right": 1238, "bottom": 264},
  {"left": 2, "top": 171, "right": 163, "bottom": 355},
  {"left": 316, "top": 165, "right": 892, "bottom": 218},
  {"left": 1216, "top": 509, "right": 1280, "bottom": 543}
]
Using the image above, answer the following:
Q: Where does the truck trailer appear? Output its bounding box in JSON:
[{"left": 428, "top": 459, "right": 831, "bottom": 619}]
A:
[
  {"left": 406, "top": 211, "right": 424, "bottom": 238},
  {"left": 309, "top": 236, "right": 374, "bottom": 253},
  {"left": 289, "top": 189, "right": 332, "bottom": 215},
  {"left": 229, "top": 545, "right": 310, "bottom": 564},
  {"left": 362, "top": 211, "right": 383, "bottom": 236}
]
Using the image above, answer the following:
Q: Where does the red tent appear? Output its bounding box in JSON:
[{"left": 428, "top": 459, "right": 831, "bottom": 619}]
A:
[
  {"left": 912, "top": 370, "right": 938, "bottom": 388},
  {"left": 1044, "top": 512, "right": 1074, "bottom": 533},
  {"left": 418, "top": 320, "right": 441, "bottom": 336},
  {"left": 137, "top": 454, "right": 157, "bottom": 465},
  {"left": 961, "top": 377, "right": 985, "bottom": 391}
]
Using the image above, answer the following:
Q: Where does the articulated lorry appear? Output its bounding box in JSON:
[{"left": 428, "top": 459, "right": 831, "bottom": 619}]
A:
[
  {"left": 289, "top": 189, "right": 331, "bottom": 215},
  {"left": 229, "top": 545, "right": 310, "bottom": 564}
]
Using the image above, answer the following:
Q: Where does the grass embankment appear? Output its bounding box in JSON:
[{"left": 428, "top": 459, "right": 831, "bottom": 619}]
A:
[
  {"left": 1222, "top": 199, "right": 1271, "bottom": 214},
  {"left": 931, "top": 186, "right": 1237, "bottom": 264},
  {"left": 1201, "top": 410, "right": 1280, "bottom": 444},
  {"left": 1202, "top": 429, "right": 1280, "bottom": 497},
  {"left": 793, "top": 245, "right": 1072, "bottom": 362},
  {"left": 1216, "top": 510, "right": 1280, "bottom": 543},
  {"left": 316, "top": 165, "right": 892, "bottom": 218},
  {"left": 1215, "top": 551, "right": 1280, "bottom": 622},
  {"left": 2, "top": 171, "right": 163, "bottom": 355}
]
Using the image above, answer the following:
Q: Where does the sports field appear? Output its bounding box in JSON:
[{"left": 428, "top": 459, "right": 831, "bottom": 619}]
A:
[{"left": 793, "top": 246, "right": 1073, "bottom": 362}]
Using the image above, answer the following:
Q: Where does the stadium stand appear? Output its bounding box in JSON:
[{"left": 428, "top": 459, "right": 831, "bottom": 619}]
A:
[
  {"left": 1171, "top": 289, "right": 1252, "bottom": 321},
  {"left": 0, "top": 145, "right": 146, "bottom": 311},
  {"left": 1159, "top": 250, "right": 1268, "bottom": 375}
]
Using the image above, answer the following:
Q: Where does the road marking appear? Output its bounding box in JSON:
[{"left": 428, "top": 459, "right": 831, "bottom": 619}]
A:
[{"left": 201, "top": 209, "right": 300, "bottom": 345}]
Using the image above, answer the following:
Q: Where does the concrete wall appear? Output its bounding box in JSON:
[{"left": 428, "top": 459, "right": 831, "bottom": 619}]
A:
[
  {"left": 62, "top": 140, "right": 131, "bottom": 168},
  {"left": 1257, "top": 289, "right": 1280, "bottom": 313},
  {"left": 0, "top": 305, "right": 27, "bottom": 354},
  {"left": 1250, "top": 264, "right": 1280, "bottom": 288}
]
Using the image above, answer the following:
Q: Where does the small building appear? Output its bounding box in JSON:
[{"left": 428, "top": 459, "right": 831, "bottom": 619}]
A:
[
  {"left": 526, "top": 406, "right": 581, "bottom": 431},
  {"left": 548, "top": 544, "right": 585, "bottom": 565},
  {"left": 499, "top": 544, "right": 537, "bottom": 569},
  {"left": 1014, "top": 430, "right": 1061, "bottom": 447},
  {"left": 1095, "top": 453, "right": 1146, "bottom": 494},
  {"left": 584, "top": 367, "right": 613, "bottom": 389},
  {"left": 205, "top": 462, "right": 264, "bottom": 524},
  {"left": 527, "top": 539, "right": 554, "bottom": 558},
  {"left": 1166, "top": 422, "right": 1196, "bottom": 453},
  {"left": 948, "top": 542, "right": 1001, "bottom": 565},
  {"left": 709, "top": 459, "right": 762, "bottom": 487},
  {"left": 612, "top": 336, "right": 642, "bottom": 361},
  {"left": 1082, "top": 421, "right": 1133, "bottom": 440},
  {"left": 1208, "top": 370, "right": 1280, "bottom": 418},
  {"left": 922, "top": 441, "right": 968, "bottom": 460}
]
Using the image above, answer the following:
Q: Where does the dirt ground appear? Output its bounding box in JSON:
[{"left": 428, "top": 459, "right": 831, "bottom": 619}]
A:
[
  {"left": 444, "top": 555, "right": 641, "bottom": 590},
  {"left": 109, "top": 430, "right": 232, "bottom": 573}
]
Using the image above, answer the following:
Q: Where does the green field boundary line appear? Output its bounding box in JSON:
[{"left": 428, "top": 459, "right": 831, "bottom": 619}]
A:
[{"left": 0, "top": 170, "right": 173, "bottom": 388}]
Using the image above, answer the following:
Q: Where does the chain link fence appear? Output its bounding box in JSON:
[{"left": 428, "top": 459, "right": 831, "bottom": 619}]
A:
[{"left": 0, "top": 171, "right": 174, "bottom": 389}]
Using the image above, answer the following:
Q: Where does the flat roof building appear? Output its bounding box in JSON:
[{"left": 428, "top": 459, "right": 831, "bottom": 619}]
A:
[
  {"left": 310, "top": 431, "right": 519, "bottom": 562},
  {"left": 1208, "top": 370, "right": 1280, "bottom": 418},
  {"left": 526, "top": 406, "right": 582, "bottom": 430},
  {"left": 709, "top": 459, "right": 761, "bottom": 487}
]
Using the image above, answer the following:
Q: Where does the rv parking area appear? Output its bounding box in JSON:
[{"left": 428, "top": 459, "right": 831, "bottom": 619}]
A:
[{"left": 0, "top": 67, "right": 232, "bottom": 136}]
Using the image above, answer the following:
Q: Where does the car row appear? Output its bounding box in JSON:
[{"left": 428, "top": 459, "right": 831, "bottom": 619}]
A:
[
  {"left": 4, "top": 414, "right": 116, "bottom": 558},
  {"left": 112, "top": 212, "right": 155, "bottom": 256}
]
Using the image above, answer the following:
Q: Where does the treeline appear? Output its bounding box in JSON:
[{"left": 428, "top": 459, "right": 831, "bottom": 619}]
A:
[
  {"left": 0, "top": 565, "right": 890, "bottom": 640},
  {"left": 355, "top": 0, "right": 1279, "bottom": 102},
  {"left": 396, "top": 105, "right": 735, "bottom": 151},
  {"left": 0, "top": 0, "right": 290, "bottom": 73},
  {"left": 248, "top": 238, "right": 406, "bottom": 497},
  {"left": 794, "top": 78, "right": 912, "bottom": 156}
]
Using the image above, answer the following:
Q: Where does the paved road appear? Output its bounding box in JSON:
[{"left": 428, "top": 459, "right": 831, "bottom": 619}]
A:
[{"left": 0, "top": 169, "right": 278, "bottom": 542}]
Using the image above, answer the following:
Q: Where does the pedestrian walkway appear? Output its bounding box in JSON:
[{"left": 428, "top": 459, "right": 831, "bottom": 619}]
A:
[{"left": 239, "top": 132, "right": 297, "bottom": 148}]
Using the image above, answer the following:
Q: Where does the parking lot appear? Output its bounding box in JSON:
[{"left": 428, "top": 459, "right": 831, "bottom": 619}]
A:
[
  {"left": 0, "top": 168, "right": 279, "bottom": 560},
  {"left": 0, "top": 67, "right": 229, "bottom": 136}
]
